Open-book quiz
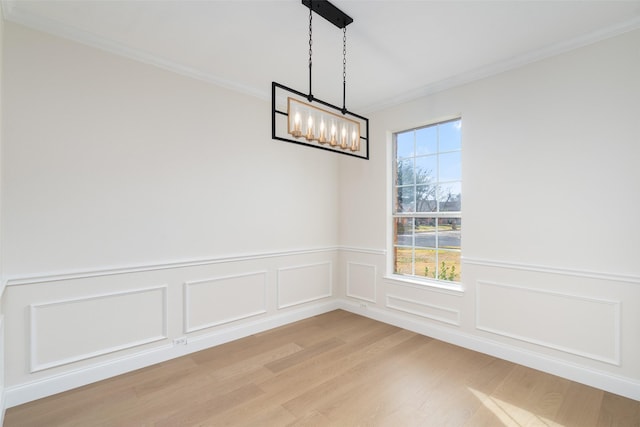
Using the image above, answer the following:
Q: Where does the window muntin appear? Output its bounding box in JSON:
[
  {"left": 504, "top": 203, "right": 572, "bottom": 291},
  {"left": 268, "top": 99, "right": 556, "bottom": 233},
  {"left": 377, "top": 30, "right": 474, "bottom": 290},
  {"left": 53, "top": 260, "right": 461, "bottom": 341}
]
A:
[{"left": 393, "top": 118, "right": 461, "bottom": 283}]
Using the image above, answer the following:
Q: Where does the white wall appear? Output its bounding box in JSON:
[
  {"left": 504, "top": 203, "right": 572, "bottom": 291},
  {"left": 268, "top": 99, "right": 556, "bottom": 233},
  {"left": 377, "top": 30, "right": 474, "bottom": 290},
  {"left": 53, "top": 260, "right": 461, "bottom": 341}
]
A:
[
  {"left": 2, "top": 22, "right": 341, "bottom": 406},
  {"left": 338, "top": 28, "right": 640, "bottom": 399}
]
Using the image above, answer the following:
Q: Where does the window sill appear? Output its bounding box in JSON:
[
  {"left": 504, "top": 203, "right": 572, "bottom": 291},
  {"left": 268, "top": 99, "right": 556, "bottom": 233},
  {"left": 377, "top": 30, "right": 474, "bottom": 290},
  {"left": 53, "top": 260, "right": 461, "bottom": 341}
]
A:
[{"left": 383, "top": 274, "right": 465, "bottom": 294}]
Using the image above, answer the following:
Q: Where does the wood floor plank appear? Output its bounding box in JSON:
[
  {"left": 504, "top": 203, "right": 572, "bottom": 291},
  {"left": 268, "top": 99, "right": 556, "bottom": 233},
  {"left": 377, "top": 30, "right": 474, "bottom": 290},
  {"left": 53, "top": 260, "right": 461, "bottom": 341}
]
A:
[
  {"left": 486, "top": 364, "right": 572, "bottom": 426},
  {"left": 206, "top": 342, "right": 302, "bottom": 382},
  {"left": 153, "top": 382, "right": 264, "bottom": 426},
  {"left": 189, "top": 325, "right": 321, "bottom": 369},
  {"left": 208, "top": 328, "right": 418, "bottom": 425},
  {"left": 319, "top": 341, "right": 512, "bottom": 426},
  {"left": 596, "top": 392, "right": 640, "bottom": 427},
  {"left": 211, "top": 405, "right": 297, "bottom": 427},
  {"left": 285, "top": 410, "right": 333, "bottom": 427},
  {"left": 554, "top": 382, "right": 604, "bottom": 427},
  {"left": 313, "top": 340, "right": 448, "bottom": 425},
  {"left": 5, "top": 310, "right": 640, "bottom": 427},
  {"left": 257, "top": 326, "right": 416, "bottom": 396},
  {"left": 414, "top": 347, "right": 515, "bottom": 426},
  {"left": 280, "top": 334, "right": 433, "bottom": 418},
  {"left": 264, "top": 336, "right": 345, "bottom": 373}
]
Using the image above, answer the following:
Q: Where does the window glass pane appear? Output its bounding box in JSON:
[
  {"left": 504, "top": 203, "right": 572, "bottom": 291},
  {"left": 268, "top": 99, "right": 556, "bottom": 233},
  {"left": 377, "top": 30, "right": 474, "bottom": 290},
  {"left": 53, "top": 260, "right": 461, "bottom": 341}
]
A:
[
  {"left": 396, "top": 186, "right": 415, "bottom": 212},
  {"left": 415, "top": 156, "right": 437, "bottom": 183},
  {"left": 414, "top": 218, "right": 436, "bottom": 248},
  {"left": 439, "top": 120, "right": 461, "bottom": 152},
  {"left": 395, "top": 217, "right": 413, "bottom": 246},
  {"left": 394, "top": 246, "right": 414, "bottom": 275},
  {"left": 396, "top": 132, "right": 414, "bottom": 158},
  {"left": 437, "top": 250, "right": 461, "bottom": 282},
  {"left": 415, "top": 249, "right": 461, "bottom": 281},
  {"left": 396, "top": 159, "right": 414, "bottom": 186},
  {"left": 438, "top": 182, "right": 461, "bottom": 212},
  {"left": 415, "top": 185, "right": 437, "bottom": 212},
  {"left": 439, "top": 151, "right": 461, "bottom": 182},
  {"left": 416, "top": 126, "right": 437, "bottom": 156},
  {"left": 415, "top": 248, "right": 437, "bottom": 278},
  {"left": 394, "top": 217, "right": 414, "bottom": 275},
  {"left": 438, "top": 218, "right": 461, "bottom": 250}
]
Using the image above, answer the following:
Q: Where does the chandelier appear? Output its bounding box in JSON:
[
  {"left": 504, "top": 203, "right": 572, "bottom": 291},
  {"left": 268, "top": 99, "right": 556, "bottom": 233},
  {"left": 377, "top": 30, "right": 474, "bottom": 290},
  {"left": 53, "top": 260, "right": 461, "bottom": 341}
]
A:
[{"left": 272, "top": 0, "right": 369, "bottom": 159}]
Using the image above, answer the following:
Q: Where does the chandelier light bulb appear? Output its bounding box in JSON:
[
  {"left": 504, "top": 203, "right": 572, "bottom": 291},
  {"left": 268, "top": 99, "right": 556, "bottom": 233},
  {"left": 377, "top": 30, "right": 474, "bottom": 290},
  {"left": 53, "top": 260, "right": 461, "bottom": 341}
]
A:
[
  {"left": 318, "top": 119, "right": 327, "bottom": 143},
  {"left": 291, "top": 111, "right": 302, "bottom": 137},
  {"left": 340, "top": 126, "right": 348, "bottom": 149},
  {"left": 330, "top": 123, "right": 337, "bottom": 146},
  {"left": 350, "top": 129, "right": 358, "bottom": 151},
  {"left": 305, "top": 114, "right": 314, "bottom": 140}
]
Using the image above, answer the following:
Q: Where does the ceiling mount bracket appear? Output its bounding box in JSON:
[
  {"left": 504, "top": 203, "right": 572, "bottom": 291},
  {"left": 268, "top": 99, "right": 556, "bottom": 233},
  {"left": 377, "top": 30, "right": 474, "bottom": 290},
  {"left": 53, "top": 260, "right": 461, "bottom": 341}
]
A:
[{"left": 301, "top": 0, "right": 353, "bottom": 29}]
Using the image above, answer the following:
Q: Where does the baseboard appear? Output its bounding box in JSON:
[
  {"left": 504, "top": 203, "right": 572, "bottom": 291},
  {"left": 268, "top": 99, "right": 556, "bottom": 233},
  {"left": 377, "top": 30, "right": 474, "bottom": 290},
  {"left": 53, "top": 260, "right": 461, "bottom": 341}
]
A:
[
  {"left": 0, "top": 312, "right": 5, "bottom": 424},
  {"left": 5, "top": 300, "right": 340, "bottom": 408},
  {"left": 0, "top": 387, "right": 5, "bottom": 427},
  {"left": 338, "top": 299, "right": 640, "bottom": 401}
]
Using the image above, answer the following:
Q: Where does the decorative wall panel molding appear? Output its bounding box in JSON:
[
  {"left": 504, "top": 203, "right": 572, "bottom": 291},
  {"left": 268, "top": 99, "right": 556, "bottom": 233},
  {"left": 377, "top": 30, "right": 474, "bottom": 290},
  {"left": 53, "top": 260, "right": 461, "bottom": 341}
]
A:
[
  {"left": 386, "top": 295, "right": 460, "bottom": 326},
  {"left": 184, "top": 271, "right": 268, "bottom": 333},
  {"left": 476, "top": 281, "right": 621, "bottom": 365},
  {"left": 346, "top": 262, "right": 377, "bottom": 303},
  {"left": 384, "top": 275, "right": 465, "bottom": 296},
  {"left": 463, "top": 257, "right": 640, "bottom": 284},
  {"left": 6, "top": 247, "right": 339, "bottom": 287},
  {"left": 338, "top": 246, "right": 386, "bottom": 256},
  {"left": 30, "top": 286, "right": 168, "bottom": 372},
  {"left": 277, "top": 262, "right": 332, "bottom": 309}
]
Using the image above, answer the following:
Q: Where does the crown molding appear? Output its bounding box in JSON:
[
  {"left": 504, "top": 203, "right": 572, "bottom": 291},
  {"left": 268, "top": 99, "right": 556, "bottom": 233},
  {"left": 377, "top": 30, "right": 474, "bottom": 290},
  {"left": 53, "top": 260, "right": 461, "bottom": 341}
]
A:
[
  {"left": 3, "top": 0, "right": 639, "bottom": 113},
  {"left": 361, "top": 15, "right": 640, "bottom": 114},
  {"left": 0, "top": 0, "right": 270, "bottom": 101}
]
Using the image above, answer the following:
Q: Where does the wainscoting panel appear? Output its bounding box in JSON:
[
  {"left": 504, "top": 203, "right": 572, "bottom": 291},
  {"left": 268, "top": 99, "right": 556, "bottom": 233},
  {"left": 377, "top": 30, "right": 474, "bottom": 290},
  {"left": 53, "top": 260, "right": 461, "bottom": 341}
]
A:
[
  {"left": 476, "top": 281, "right": 621, "bottom": 365},
  {"left": 277, "top": 262, "right": 332, "bottom": 309},
  {"left": 386, "top": 294, "right": 460, "bottom": 326},
  {"left": 184, "top": 271, "right": 267, "bottom": 333},
  {"left": 30, "top": 286, "right": 168, "bottom": 372},
  {"left": 346, "top": 262, "right": 377, "bottom": 303},
  {"left": 3, "top": 248, "right": 342, "bottom": 407}
]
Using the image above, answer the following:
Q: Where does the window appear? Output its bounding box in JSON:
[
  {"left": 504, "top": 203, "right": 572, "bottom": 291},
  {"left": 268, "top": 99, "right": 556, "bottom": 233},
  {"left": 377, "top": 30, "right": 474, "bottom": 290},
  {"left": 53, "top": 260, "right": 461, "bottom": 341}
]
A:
[{"left": 392, "top": 118, "right": 462, "bottom": 283}]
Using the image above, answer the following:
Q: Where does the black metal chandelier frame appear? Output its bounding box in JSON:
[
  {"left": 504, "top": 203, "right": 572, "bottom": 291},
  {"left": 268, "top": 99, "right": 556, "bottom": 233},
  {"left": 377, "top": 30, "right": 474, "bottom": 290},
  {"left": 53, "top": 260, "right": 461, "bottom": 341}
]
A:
[{"left": 271, "top": 0, "right": 369, "bottom": 160}]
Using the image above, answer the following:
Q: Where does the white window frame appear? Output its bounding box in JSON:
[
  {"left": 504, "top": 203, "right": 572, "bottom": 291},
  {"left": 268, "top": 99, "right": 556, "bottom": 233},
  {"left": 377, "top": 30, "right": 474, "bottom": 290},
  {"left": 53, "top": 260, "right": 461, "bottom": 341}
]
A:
[{"left": 386, "top": 117, "right": 463, "bottom": 292}]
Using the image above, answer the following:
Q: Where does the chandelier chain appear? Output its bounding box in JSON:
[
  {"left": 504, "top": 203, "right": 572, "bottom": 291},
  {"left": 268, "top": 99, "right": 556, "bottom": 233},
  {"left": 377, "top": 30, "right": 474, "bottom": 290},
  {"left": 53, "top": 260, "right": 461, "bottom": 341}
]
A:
[
  {"left": 342, "top": 27, "right": 347, "bottom": 113},
  {"left": 308, "top": 7, "right": 313, "bottom": 99},
  {"left": 343, "top": 27, "right": 347, "bottom": 83}
]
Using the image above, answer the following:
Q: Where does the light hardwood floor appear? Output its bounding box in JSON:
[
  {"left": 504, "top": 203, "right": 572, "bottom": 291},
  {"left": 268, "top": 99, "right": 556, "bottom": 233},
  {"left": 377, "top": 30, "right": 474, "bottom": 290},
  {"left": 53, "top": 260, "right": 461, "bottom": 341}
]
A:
[{"left": 5, "top": 310, "right": 640, "bottom": 426}]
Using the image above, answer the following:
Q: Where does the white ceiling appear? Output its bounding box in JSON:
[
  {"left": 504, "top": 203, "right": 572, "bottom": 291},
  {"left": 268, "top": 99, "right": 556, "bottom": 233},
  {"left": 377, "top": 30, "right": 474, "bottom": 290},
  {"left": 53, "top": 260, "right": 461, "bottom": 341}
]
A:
[{"left": 3, "top": 0, "right": 640, "bottom": 113}]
